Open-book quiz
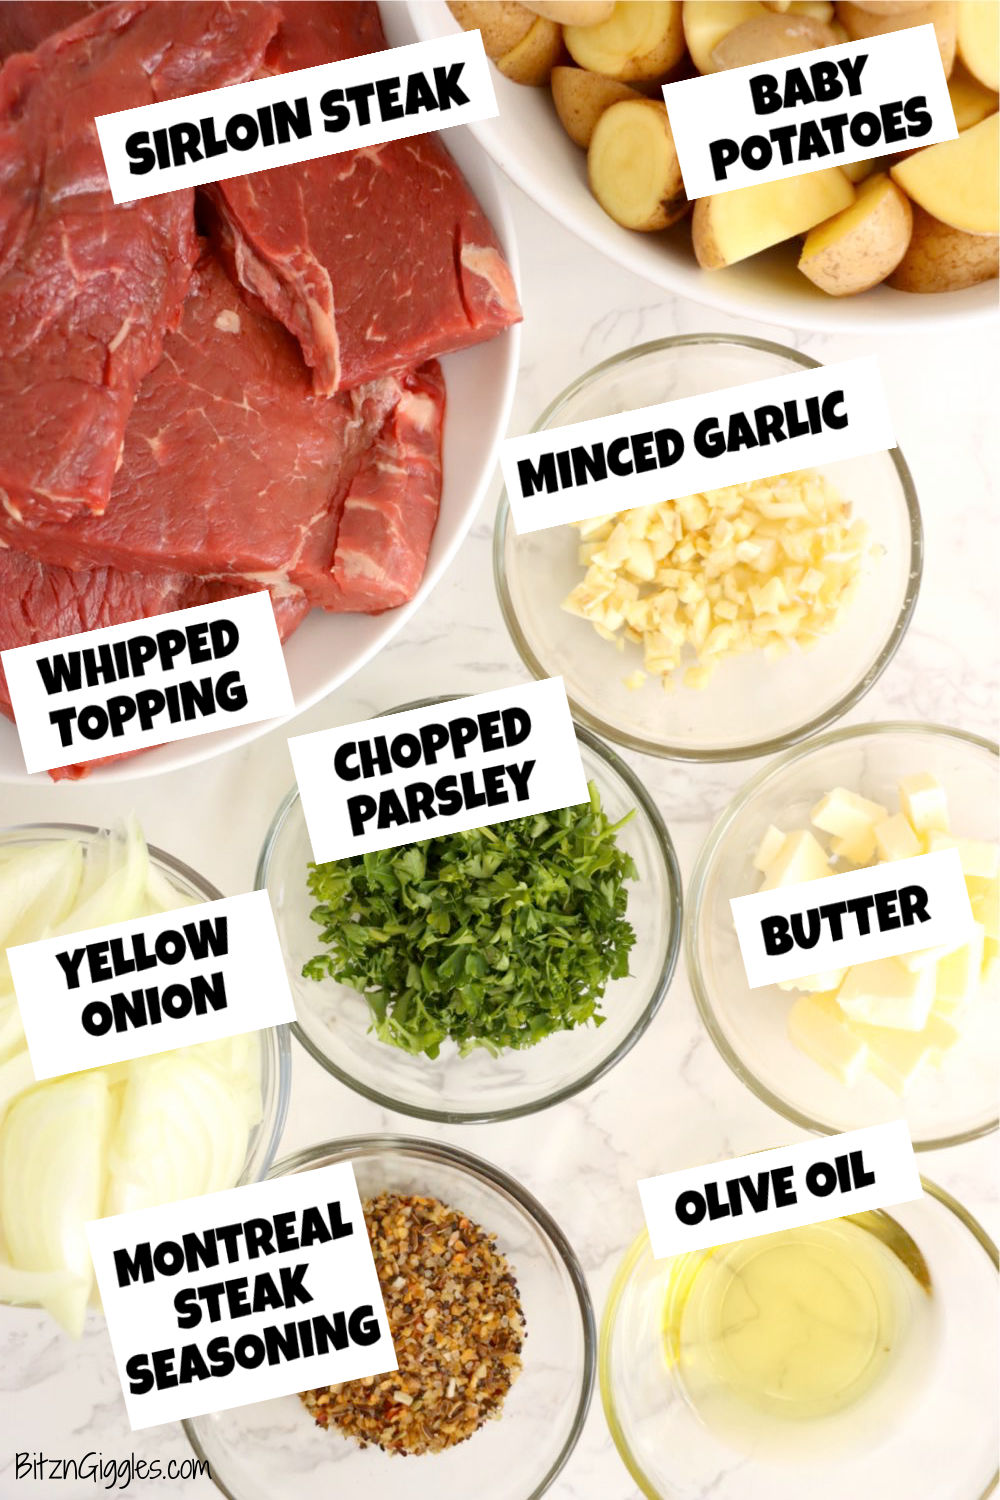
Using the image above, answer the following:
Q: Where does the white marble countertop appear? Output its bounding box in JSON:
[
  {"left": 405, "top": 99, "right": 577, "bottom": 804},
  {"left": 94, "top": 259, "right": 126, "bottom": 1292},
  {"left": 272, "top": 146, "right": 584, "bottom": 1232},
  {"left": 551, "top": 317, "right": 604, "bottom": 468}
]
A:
[{"left": 2, "top": 180, "right": 997, "bottom": 1500}]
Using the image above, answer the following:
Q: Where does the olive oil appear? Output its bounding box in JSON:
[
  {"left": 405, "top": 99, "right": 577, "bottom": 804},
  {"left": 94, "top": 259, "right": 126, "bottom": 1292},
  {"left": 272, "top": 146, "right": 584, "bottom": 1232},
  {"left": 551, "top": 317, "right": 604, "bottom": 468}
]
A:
[{"left": 662, "top": 1213, "right": 936, "bottom": 1458}]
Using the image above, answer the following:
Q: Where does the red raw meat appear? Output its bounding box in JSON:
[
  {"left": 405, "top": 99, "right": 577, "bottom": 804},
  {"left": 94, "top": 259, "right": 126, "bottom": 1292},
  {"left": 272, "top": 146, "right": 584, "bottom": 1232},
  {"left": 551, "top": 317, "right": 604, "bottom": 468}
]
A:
[
  {"left": 0, "top": 1, "right": 279, "bottom": 525},
  {"left": 0, "top": 3, "right": 104, "bottom": 61},
  {"left": 207, "top": 1, "right": 520, "bottom": 394},
  {"left": 0, "top": 252, "right": 444, "bottom": 611},
  {"left": 0, "top": 549, "right": 310, "bottom": 780}
]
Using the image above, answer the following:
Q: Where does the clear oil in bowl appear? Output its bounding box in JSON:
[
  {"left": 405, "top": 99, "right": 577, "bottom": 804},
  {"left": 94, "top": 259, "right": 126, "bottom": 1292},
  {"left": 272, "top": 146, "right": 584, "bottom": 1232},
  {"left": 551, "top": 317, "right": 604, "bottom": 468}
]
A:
[{"left": 661, "top": 1211, "right": 938, "bottom": 1461}]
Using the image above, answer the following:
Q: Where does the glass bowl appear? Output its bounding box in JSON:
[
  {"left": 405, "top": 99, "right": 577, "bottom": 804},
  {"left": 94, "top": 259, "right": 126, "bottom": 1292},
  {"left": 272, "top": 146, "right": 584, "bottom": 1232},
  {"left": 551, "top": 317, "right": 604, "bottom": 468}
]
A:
[
  {"left": 600, "top": 1178, "right": 998, "bottom": 1500},
  {"left": 257, "top": 711, "right": 681, "bottom": 1122},
  {"left": 0, "top": 822, "right": 291, "bottom": 1199},
  {"left": 184, "top": 1134, "right": 595, "bottom": 1500},
  {"left": 686, "top": 724, "right": 999, "bottom": 1151},
  {"left": 494, "top": 336, "right": 922, "bottom": 762}
]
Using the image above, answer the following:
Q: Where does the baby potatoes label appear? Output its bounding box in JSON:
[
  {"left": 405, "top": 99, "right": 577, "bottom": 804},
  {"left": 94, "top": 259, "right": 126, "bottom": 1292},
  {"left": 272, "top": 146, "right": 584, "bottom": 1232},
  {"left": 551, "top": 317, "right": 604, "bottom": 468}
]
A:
[
  {"left": 639, "top": 1122, "right": 921, "bottom": 1259},
  {"left": 7, "top": 889, "right": 295, "bottom": 1082},
  {"left": 731, "top": 848, "right": 974, "bottom": 990},
  {"left": 1, "top": 591, "right": 293, "bottom": 776},
  {"left": 87, "top": 1162, "right": 396, "bottom": 1429},
  {"left": 501, "top": 356, "right": 894, "bottom": 535},
  {"left": 663, "top": 25, "right": 956, "bottom": 198},
  {"left": 96, "top": 30, "right": 497, "bottom": 203},
  {"left": 289, "top": 679, "right": 588, "bottom": 863}
]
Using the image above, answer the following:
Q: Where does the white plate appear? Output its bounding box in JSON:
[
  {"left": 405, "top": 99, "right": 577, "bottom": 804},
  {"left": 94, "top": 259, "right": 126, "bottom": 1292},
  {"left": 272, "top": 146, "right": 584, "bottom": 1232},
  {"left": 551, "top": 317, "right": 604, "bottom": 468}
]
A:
[
  {"left": 407, "top": 0, "right": 998, "bottom": 335},
  {"left": 1, "top": 17, "right": 519, "bottom": 784}
]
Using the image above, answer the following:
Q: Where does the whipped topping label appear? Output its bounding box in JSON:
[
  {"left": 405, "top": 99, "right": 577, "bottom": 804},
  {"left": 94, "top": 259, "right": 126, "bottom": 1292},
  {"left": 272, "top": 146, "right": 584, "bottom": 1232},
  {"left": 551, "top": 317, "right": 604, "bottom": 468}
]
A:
[
  {"left": 663, "top": 25, "right": 956, "bottom": 198},
  {"left": 8, "top": 889, "right": 294, "bottom": 1081},
  {"left": 638, "top": 1122, "right": 921, "bottom": 1258},
  {"left": 2, "top": 590, "right": 293, "bottom": 775},
  {"left": 289, "top": 678, "right": 588, "bottom": 862},
  {"left": 501, "top": 357, "right": 895, "bottom": 535},
  {"left": 96, "top": 30, "right": 497, "bottom": 203},
  {"left": 731, "top": 848, "right": 974, "bottom": 989},
  {"left": 87, "top": 1162, "right": 396, "bottom": 1429}
]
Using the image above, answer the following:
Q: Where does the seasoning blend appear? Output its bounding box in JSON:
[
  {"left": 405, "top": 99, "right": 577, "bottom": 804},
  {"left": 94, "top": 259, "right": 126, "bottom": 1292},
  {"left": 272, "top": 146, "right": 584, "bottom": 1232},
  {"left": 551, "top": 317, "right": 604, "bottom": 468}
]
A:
[
  {"left": 661, "top": 1211, "right": 938, "bottom": 1460},
  {"left": 301, "top": 1193, "right": 525, "bottom": 1455}
]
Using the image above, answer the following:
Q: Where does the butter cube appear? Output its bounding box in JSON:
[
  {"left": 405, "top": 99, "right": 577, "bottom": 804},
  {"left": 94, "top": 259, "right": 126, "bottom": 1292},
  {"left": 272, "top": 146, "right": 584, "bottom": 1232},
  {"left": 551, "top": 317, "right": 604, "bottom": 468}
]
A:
[
  {"left": 836, "top": 957, "right": 937, "bottom": 1032},
  {"left": 934, "top": 922, "right": 986, "bottom": 1012},
  {"left": 898, "top": 773, "right": 949, "bottom": 836},
  {"left": 752, "top": 825, "right": 787, "bottom": 874},
  {"left": 811, "top": 787, "right": 888, "bottom": 842},
  {"left": 982, "top": 936, "right": 999, "bottom": 988},
  {"left": 788, "top": 994, "right": 869, "bottom": 1087},
  {"left": 897, "top": 941, "right": 960, "bottom": 973},
  {"left": 832, "top": 828, "right": 876, "bottom": 866},
  {"left": 874, "top": 813, "right": 921, "bottom": 863},
  {"left": 967, "top": 877, "right": 1000, "bottom": 940},
  {"left": 778, "top": 968, "right": 847, "bottom": 994},
  {"left": 759, "top": 829, "right": 830, "bottom": 892},
  {"left": 843, "top": 1017, "right": 939, "bottom": 1094},
  {"left": 927, "top": 833, "right": 1000, "bottom": 880}
]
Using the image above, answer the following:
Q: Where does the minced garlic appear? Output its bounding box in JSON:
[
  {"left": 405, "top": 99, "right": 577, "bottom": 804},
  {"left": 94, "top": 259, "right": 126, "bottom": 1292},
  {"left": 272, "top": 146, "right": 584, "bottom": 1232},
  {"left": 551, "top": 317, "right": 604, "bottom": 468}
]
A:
[{"left": 561, "top": 471, "right": 870, "bottom": 690}]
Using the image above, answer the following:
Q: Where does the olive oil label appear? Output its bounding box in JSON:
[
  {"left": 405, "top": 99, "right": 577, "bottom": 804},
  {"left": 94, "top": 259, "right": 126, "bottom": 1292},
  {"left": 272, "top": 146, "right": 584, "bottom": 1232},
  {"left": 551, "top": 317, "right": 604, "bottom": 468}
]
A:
[
  {"left": 663, "top": 25, "right": 956, "bottom": 199},
  {"left": 8, "top": 889, "right": 295, "bottom": 1081},
  {"left": 638, "top": 1121, "right": 921, "bottom": 1258},
  {"left": 501, "top": 357, "right": 894, "bottom": 535},
  {"left": 96, "top": 29, "right": 498, "bottom": 204},
  {"left": 87, "top": 1161, "right": 396, "bottom": 1430}
]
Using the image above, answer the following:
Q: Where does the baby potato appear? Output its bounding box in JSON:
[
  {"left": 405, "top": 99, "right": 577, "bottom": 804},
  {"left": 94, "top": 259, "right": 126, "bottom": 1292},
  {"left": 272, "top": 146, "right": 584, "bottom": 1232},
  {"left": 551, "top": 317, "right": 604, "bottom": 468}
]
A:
[
  {"left": 711, "top": 12, "right": 839, "bottom": 67},
  {"left": 693, "top": 169, "right": 855, "bottom": 267},
  {"left": 551, "top": 66, "right": 643, "bottom": 146},
  {"left": 523, "top": 1, "right": 615, "bottom": 21},
  {"left": 799, "top": 173, "right": 913, "bottom": 294},
  {"left": 956, "top": 0, "right": 999, "bottom": 91},
  {"left": 683, "top": 1, "right": 769, "bottom": 73},
  {"left": 447, "top": 1, "right": 535, "bottom": 58},
  {"left": 837, "top": 3, "right": 957, "bottom": 78},
  {"left": 948, "top": 60, "right": 999, "bottom": 129},
  {"left": 496, "top": 14, "right": 564, "bottom": 84},
  {"left": 566, "top": 1, "right": 686, "bottom": 81},
  {"left": 588, "top": 99, "right": 687, "bottom": 229},
  {"left": 891, "top": 113, "right": 998, "bottom": 235},
  {"left": 888, "top": 204, "right": 999, "bottom": 290}
]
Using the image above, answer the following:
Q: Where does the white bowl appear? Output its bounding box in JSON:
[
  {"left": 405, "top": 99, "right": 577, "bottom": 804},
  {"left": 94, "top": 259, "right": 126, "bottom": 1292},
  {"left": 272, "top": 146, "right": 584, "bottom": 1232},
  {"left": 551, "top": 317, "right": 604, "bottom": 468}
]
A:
[
  {"left": 1, "top": 7, "right": 519, "bottom": 784},
  {"left": 407, "top": 0, "right": 998, "bottom": 335}
]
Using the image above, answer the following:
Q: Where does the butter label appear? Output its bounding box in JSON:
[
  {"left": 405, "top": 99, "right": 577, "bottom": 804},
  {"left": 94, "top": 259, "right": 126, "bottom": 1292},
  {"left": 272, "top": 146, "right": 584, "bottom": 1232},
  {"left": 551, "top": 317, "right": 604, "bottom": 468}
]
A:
[
  {"left": 638, "top": 1122, "right": 921, "bottom": 1258},
  {"left": 2, "top": 591, "right": 293, "bottom": 775},
  {"left": 289, "top": 679, "right": 588, "bottom": 862},
  {"left": 663, "top": 25, "right": 956, "bottom": 198},
  {"left": 87, "top": 1162, "right": 396, "bottom": 1429},
  {"left": 96, "top": 30, "right": 497, "bottom": 204},
  {"left": 731, "top": 848, "right": 974, "bottom": 989},
  {"left": 8, "top": 889, "right": 295, "bottom": 1081},
  {"left": 500, "top": 356, "right": 895, "bottom": 535}
]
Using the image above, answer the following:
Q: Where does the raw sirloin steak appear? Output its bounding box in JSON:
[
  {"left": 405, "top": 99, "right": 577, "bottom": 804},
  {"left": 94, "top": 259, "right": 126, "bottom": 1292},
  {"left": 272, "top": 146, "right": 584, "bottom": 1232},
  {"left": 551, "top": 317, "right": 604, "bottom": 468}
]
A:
[
  {"left": 207, "top": 1, "right": 521, "bottom": 394},
  {"left": 0, "top": 549, "right": 310, "bottom": 780},
  {"left": 0, "top": 0, "right": 279, "bottom": 524},
  {"left": 0, "top": 252, "right": 446, "bottom": 613}
]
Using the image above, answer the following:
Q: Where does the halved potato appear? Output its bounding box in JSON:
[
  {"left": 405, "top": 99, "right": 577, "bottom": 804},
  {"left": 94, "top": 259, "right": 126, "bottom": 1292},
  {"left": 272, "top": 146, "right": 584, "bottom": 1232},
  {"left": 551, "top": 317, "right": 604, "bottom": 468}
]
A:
[
  {"left": 838, "top": 3, "right": 957, "bottom": 77},
  {"left": 787, "top": 0, "right": 834, "bottom": 17},
  {"left": 956, "top": 0, "right": 999, "bottom": 90},
  {"left": 566, "top": 1, "right": 686, "bottom": 80},
  {"left": 848, "top": 2, "right": 922, "bottom": 12},
  {"left": 890, "top": 112, "right": 999, "bottom": 234},
  {"left": 888, "top": 203, "right": 999, "bottom": 289},
  {"left": 447, "top": 1, "right": 535, "bottom": 57},
  {"left": 497, "top": 14, "right": 564, "bottom": 83},
  {"left": 551, "top": 65, "right": 643, "bottom": 146},
  {"left": 524, "top": 1, "right": 615, "bottom": 22},
  {"left": 588, "top": 99, "right": 688, "bottom": 228},
  {"left": 693, "top": 168, "right": 856, "bottom": 266},
  {"left": 843, "top": 156, "right": 881, "bottom": 181},
  {"left": 948, "top": 59, "right": 999, "bottom": 128},
  {"left": 711, "top": 11, "right": 838, "bottom": 66},
  {"left": 682, "top": 1, "right": 768, "bottom": 73},
  {"left": 799, "top": 172, "right": 913, "bottom": 292}
]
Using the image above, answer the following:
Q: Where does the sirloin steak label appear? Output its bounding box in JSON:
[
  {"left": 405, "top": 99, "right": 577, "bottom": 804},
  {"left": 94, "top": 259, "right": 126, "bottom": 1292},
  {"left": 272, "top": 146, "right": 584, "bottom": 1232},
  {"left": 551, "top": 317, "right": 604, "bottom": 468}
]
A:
[{"left": 96, "top": 30, "right": 498, "bottom": 202}]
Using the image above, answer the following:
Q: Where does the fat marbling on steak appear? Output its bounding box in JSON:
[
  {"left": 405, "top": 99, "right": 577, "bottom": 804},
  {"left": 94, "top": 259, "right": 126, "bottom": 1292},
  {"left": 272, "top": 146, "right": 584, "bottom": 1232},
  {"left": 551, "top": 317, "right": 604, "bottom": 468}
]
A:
[
  {"left": 0, "top": 0, "right": 279, "bottom": 524},
  {"left": 0, "top": 251, "right": 445, "bottom": 613},
  {"left": 206, "top": 1, "right": 521, "bottom": 395}
]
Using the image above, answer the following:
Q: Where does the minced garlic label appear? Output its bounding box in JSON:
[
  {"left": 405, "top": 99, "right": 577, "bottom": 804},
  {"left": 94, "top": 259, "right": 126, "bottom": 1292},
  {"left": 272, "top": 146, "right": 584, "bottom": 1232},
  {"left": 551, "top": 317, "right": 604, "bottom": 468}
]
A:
[{"left": 561, "top": 471, "right": 870, "bottom": 691}]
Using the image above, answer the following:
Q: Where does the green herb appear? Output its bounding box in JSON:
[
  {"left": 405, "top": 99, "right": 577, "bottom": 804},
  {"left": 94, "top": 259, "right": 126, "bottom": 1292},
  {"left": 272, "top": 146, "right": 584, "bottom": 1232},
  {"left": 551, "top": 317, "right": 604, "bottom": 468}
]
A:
[{"left": 302, "top": 781, "right": 637, "bottom": 1058}]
